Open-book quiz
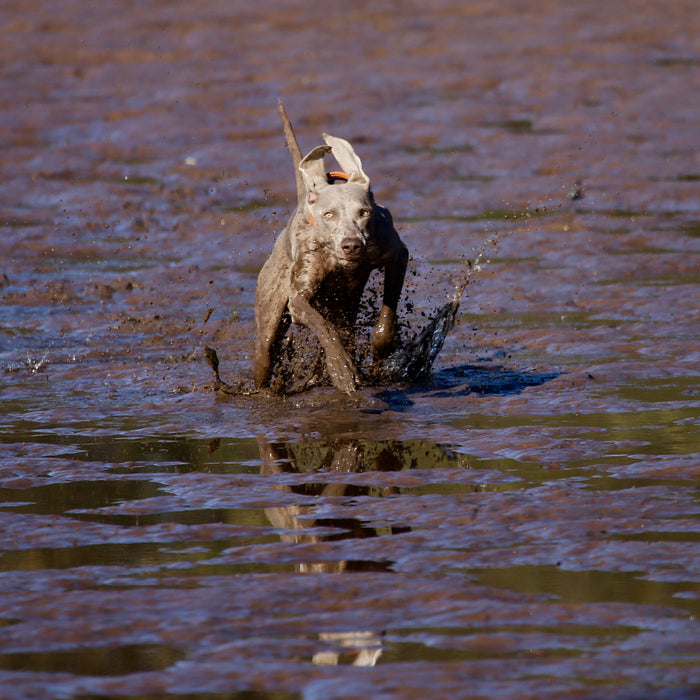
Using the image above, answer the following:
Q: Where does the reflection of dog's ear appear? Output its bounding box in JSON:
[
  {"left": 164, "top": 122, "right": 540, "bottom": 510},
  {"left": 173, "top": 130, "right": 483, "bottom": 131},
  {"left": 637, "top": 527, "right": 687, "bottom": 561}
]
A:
[
  {"left": 299, "top": 145, "right": 332, "bottom": 205},
  {"left": 323, "top": 133, "right": 370, "bottom": 189}
]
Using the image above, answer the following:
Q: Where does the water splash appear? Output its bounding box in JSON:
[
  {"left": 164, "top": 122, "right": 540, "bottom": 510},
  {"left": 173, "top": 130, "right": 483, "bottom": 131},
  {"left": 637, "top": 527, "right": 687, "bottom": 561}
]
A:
[
  {"left": 378, "top": 231, "right": 510, "bottom": 384},
  {"left": 207, "top": 231, "right": 509, "bottom": 395},
  {"left": 4, "top": 352, "right": 49, "bottom": 375}
]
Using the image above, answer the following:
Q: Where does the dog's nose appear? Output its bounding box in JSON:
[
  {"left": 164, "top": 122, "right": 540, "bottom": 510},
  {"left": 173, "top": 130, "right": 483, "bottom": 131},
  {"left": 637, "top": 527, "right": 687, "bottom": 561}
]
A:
[{"left": 340, "top": 237, "right": 363, "bottom": 256}]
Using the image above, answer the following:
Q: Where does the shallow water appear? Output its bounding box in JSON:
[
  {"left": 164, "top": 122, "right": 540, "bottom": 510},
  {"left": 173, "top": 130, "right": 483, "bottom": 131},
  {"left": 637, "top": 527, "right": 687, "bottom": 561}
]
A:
[{"left": 1, "top": 1, "right": 699, "bottom": 698}]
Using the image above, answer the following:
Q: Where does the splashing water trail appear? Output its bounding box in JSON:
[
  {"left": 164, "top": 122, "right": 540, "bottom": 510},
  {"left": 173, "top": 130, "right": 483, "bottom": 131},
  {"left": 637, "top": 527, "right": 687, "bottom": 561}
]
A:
[
  {"left": 207, "top": 230, "right": 510, "bottom": 395},
  {"left": 380, "top": 230, "right": 510, "bottom": 384}
]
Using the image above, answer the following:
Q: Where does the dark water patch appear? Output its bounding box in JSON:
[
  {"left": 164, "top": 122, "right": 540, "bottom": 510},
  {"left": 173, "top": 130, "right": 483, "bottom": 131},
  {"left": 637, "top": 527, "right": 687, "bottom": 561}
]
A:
[
  {"left": 615, "top": 376, "right": 700, "bottom": 404},
  {"left": 653, "top": 57, "right": 700, "bottom": 67},
  {"left": 631, "top": 272, "right": 700, "bottom": 286},
  {"left": 380, "top": 639, "right": 580, "bottom": 663},
  {"left": 397, "top": 622, "right": 641, "bottom": 641},
  {"left": 607, "top": 244, "right": 679, "bottom": 256},
  {"left": 450, "top": 405, "right": 697, "bottom": 439},
  {"left": 585, "top": 413, "right": 698, "bottom": 457},
  {"left": 470, "top": 458, "right": 559, "bottom": 485},
  {"left": 0, "top": 432, "right": 261, "bottom": 474},
  {"left": 467, "top": 451, "right": 698, "bottom": 493},
  {"left": 0, "top": 541, "right": 201, "bottom": 572},
  {"left": 375, "top": 623, "right": 647, "bottom": 669},
  {"left": 123, "top": 560, "right": 299, "bottom": 578},
  {"left": 681, "top": 220, "right": 700, "bottom": 238},
  {"left": 398, "top": 481, "right": 517, "bottom": 496},
  {"left": 112, "top": 175, "right": 160, "bottom": 187},
  {"left": 471, "top": 459, "right": 608, "bottom": 490},
  {"left": 72, "top": 507, "right": 276, "bottom": 529},
  {"left": 0, "top": 480, "right": 165, "bottom": 516},
  {"left": 652, "top": 174, "right": 700, "bottom": 183},
  {"left": 479, "top": 119, "right": 536, "bottom": 134},
  {"left": 1, "top": 217, "right": 44, "bottom": 228},
  {"left": 583, "top": 476, "right": 699, "bottom": 492},
  {"left": 0, "top": 643, "right": 183, "bottom": 676},
  {"left": 376, "top": 618, "right": 658, "bottom": 667},
  {"left": 469, "top": 565, "right": 700, "bottom": 616},
  {"left": 0, "top": 618, "right": 21, "bottom": 628},
  {"left": 446, "top": 409, "right": 699, "bottom": 488},
  {"left": 578, "top": 207, "right": 651, "bottom": 219},
  {"left": 138, "top": 559, "right": 388, "bottom": 578},
  {"left": 610, "top": 531, "right": 700, "bottom": 544},
  {"left": 102, "top": 437, "right": 263, "bottom": 475},
  {"left": 222, "top": 199, "right": 274, "bottom": 213}
]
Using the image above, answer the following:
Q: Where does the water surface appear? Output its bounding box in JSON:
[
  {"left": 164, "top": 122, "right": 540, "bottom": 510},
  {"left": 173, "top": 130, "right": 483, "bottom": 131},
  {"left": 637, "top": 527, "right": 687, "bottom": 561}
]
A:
[{"left": 1, "top": 1, "right": 698, "bottom": 698}]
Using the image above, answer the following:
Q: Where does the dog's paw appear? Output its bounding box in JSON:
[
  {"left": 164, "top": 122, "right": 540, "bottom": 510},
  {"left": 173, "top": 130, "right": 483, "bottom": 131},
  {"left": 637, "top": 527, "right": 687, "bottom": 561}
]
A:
[
  {"left": 371, "top": 310, "right": 397, "bottom": 358},
  {"left": 325, "top": 351, "right": 360, "bottom": 394}
]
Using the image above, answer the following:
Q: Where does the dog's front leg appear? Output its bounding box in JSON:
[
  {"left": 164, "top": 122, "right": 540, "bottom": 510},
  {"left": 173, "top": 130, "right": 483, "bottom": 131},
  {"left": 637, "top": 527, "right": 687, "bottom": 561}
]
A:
[
  {"left": 372, "top": 243, "right": 409, "bottom": 357},
  {"left": 288, "top": 293, "right": 360, "bottom": 394},
  {"left": 253, "top": 235, "right": 294, "bottom": 389}
]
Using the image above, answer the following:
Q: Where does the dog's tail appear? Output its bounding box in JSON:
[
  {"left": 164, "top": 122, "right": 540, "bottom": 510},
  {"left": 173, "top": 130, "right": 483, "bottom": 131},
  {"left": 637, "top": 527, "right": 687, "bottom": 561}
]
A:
[{"left": 278, "top": 100, "right": 305, "bottom": 205}]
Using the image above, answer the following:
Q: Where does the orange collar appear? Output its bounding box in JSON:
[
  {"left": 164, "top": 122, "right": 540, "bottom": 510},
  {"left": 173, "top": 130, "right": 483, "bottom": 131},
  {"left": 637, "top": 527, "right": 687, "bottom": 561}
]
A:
[{"left": 327, "top": 170, "right": 349, "bottom": 183}]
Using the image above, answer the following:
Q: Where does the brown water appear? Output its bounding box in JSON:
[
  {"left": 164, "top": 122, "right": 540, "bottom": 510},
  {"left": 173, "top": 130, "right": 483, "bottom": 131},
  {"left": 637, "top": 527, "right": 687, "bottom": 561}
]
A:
[{"left": 1, "top": 1, "right": 699, "bottom": 698}]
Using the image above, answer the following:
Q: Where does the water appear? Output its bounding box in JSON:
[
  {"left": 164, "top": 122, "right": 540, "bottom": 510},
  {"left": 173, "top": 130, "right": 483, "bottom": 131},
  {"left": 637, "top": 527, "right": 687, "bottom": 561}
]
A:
[{"left": 1, "top": 1, "right": 699, "bottom": 698}]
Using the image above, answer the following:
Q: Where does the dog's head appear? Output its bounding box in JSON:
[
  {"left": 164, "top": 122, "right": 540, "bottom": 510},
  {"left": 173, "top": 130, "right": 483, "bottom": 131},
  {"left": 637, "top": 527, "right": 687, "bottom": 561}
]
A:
[{"left": 299, "top": 135, "right": 375, "bottom": 268}]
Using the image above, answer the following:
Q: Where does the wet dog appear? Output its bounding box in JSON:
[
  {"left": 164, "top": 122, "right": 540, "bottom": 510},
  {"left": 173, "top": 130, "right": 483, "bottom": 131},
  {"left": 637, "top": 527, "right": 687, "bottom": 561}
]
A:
[{"left": 253, "top": 102, "right": 408, "bottom": 394}]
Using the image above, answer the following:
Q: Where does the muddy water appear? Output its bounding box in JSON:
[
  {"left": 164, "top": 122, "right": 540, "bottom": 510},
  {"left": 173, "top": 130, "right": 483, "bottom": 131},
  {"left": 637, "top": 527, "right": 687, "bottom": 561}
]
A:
[{"left": 1, "top": 1, "right": 699, "bottom": 698}]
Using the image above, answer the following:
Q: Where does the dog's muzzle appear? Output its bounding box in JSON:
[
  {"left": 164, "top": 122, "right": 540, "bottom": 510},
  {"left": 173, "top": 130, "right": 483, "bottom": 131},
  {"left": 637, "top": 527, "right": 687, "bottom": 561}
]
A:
[
  {"left": 339, "top": 237, "right": 365, "bottom": 265},
  {"left": 340, "top": 237, "right": 363, "bottom": 256}
]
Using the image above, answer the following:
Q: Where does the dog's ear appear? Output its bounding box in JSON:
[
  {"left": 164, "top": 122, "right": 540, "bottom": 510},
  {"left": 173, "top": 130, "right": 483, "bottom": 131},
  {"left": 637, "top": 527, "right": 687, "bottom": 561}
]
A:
[
  {"left": 323, "top": 134, "right": 370, "bottom": 189},
  {"left": 299, "top": 145, "right": 332, "bottom": 204}
]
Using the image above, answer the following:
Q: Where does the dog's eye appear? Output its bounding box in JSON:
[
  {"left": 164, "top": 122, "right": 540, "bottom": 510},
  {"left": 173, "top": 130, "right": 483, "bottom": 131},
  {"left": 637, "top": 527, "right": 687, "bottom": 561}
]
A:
[
  {"left": 359, "top": 208, "right": 370, "bottom": 218},
  {"left": 323, "top": 211, "right": 334, "bottom": 219}
]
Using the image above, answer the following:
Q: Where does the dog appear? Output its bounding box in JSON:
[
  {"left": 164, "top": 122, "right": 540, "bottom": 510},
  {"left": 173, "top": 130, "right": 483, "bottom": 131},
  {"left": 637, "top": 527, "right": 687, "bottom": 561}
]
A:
[{"left": 253, "top": 102, "right": 408, "bottom": 394}]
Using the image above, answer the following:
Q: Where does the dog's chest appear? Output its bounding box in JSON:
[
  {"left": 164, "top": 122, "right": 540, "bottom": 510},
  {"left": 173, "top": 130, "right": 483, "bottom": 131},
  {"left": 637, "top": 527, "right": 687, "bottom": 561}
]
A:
[{"left": 313, "top": 266, "right": 370, "bottom": 310}]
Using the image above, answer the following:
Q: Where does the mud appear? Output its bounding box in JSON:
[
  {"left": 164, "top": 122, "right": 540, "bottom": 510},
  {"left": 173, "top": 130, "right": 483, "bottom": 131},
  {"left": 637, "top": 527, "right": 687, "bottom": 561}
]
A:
[{"left": 1, "top": 1, "right": 699, "bottom": 698}]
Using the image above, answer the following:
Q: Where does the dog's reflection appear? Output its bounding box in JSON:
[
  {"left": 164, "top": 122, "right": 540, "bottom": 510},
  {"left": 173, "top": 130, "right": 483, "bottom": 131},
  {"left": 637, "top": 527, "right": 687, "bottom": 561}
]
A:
[
  {"left": 313, "top": 630, "right": 384, "bottom": 667},
  {"left": 259, "top": 439, "right": 410, "bottom": 573},
  {"left": 260, "top": 439, "right": 407, "bottom": 666}
]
